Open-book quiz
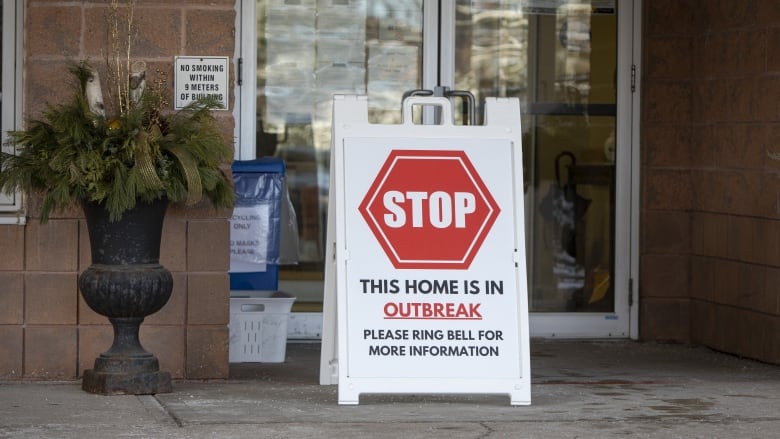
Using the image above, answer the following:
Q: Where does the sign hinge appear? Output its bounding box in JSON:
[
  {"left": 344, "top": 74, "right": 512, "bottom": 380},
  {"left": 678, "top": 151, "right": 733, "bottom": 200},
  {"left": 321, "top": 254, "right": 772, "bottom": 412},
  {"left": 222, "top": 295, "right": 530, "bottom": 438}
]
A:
[
  {"left": 628, "top": 278, "right": 634, "bottom": 307},
  {"left": 630, "top": 64, "right": 636, "bottom": 93},
  {"left": 237, "top": 57, "right": 243, "bottom": 86}
]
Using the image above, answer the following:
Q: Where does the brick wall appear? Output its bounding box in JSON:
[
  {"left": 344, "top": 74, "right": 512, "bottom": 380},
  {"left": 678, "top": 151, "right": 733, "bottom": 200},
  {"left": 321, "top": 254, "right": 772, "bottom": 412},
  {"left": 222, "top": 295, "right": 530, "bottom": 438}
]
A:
[
  {"left": 642, "top": 0, "right": 780, "bottom": 364},
  {"left": 0, "top": 0, "right": 236, "bottom": 380}
]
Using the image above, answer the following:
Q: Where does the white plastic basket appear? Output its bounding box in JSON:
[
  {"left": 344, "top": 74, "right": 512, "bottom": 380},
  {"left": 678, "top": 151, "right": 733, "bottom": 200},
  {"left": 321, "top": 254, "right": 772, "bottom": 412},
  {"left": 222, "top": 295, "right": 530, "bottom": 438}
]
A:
[{"left": 229, "top": 291, "right": 295, "bottom": 363}]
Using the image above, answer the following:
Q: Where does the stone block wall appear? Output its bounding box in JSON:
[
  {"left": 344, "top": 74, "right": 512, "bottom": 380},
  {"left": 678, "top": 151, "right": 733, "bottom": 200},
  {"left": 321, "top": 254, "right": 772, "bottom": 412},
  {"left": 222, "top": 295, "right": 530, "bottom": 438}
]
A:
[
  {"left": 642, "top": 0, "right": 780, "bottom": 364},
  {"left": 0, "top": 0, "right": 236, "bottom": 380}
]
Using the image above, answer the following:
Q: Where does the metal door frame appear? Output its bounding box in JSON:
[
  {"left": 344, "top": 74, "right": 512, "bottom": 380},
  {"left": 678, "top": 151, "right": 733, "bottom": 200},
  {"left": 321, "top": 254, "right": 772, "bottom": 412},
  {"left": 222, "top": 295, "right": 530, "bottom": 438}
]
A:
[{"left": 235, "top": 0, "right": 642, "bottom": 339}]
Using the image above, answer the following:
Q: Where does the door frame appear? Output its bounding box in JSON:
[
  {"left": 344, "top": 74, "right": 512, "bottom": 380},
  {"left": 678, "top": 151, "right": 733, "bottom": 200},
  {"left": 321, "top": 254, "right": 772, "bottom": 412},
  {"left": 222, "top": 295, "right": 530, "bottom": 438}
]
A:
[
  {"left": 532, "top": 0, "right": 639, "bottom": 339},
  {"left": 234, "top": 0, "right": 642, "bottom": 339}
]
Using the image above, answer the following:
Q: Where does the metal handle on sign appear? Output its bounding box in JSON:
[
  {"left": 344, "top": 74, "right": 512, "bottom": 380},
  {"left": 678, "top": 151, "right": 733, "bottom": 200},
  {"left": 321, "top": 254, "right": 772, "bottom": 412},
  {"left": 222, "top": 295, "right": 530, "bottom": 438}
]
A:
[
  {"left": 445, "top": 90, "right": 476, "bottom": 126},
  {"left": 401, "top": 96, "right": 453, "bottom": 126},
  {"left": 401, "top": 89, "right": 434, "bottom": 101},
  {"left": 401, "top": 89, "right": 476, "bottom": 126}
]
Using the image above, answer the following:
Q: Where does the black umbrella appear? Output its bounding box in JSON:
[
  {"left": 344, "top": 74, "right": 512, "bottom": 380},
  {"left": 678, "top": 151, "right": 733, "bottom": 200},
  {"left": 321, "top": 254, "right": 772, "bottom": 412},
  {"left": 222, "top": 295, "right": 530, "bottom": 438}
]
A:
[
  {"left": 540, "top": 151, "right": 591, "bottom": 294},
  {"left": 540, "top": 151, "right": 591, "bottom": 247}
]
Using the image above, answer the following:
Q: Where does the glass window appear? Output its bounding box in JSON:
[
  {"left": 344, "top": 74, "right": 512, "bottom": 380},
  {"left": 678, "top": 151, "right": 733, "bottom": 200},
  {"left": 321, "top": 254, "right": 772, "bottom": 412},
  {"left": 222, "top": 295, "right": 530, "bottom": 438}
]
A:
[
  {"left": 453, "top": 1, "right": 618, "bottom": 313},
  {"left": 1, "top": 1, "right": 23, "bottom": 216},
  {"left": 254, "top": 0, "right": 424, "bottom": 274}
]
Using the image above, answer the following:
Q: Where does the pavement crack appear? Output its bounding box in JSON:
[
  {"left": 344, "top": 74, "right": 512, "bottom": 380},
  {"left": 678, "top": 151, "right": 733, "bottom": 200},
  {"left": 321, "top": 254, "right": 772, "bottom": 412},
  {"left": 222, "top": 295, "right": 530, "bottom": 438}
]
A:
[
  {"left": 138, "top": 395, "right": 184, "bottom": 428},
  {"left": 476, "top": 421, "right": 495, "bottom": 438}
]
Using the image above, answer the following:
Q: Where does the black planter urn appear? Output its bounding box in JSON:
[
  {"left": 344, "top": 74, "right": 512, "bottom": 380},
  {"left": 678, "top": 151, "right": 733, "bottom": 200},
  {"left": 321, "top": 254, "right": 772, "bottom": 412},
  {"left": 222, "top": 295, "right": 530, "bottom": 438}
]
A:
[{"left": 79, "top": 198, "right": 173, "bottom": 395}]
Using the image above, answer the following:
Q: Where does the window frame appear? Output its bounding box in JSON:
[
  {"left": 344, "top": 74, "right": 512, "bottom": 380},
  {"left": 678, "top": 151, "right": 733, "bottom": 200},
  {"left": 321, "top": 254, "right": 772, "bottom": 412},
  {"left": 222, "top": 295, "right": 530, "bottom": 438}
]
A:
[{"left": 1, "top": 0, "right": 25, "bottom": 223}]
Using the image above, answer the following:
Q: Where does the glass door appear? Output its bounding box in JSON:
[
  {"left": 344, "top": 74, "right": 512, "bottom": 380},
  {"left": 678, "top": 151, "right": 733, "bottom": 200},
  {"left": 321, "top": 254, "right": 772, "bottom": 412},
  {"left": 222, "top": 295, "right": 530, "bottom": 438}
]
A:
[
  {"left": 242, "top": 0, "right": 429, "bottom": 309},
  {"left": 242, "top": 0, "right": 636, "bottom": 337},
  {"left": 442, "top": 1, "right": 634, "bottom": 337}
]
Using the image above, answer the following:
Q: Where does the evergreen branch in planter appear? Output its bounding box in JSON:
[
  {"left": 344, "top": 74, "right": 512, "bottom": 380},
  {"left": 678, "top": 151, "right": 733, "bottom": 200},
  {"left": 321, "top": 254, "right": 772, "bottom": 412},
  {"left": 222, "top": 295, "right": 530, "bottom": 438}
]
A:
[{"left": 0, "top": 62, "right": 234, "bottom": 222}]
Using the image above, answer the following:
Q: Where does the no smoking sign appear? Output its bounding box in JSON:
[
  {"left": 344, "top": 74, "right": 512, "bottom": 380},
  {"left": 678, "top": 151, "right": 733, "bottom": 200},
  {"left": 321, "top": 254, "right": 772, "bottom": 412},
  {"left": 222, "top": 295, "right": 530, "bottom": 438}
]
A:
[{"left": 359, "top": 150, "right": 500, "bottom": 269}]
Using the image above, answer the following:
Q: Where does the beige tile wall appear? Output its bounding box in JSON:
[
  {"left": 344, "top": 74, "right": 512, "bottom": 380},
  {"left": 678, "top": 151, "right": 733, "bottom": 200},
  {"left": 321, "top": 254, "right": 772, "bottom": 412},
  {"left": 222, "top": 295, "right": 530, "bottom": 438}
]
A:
[
  {"left": 642, "top": 0, "right": 780, "bottom": 364},
  {"left": 0, "top": 0, "right": 236, "bottom": 380}
]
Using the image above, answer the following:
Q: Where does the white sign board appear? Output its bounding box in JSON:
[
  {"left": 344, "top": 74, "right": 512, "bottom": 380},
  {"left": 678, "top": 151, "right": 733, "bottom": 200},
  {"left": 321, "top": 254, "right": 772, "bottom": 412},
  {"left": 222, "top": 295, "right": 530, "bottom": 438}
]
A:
[
  {"left": 321, "top": 95, "right": 531, "bottom": 405},
  {"left": 174, "top": 56, "right": 229, "bottom": 110}
]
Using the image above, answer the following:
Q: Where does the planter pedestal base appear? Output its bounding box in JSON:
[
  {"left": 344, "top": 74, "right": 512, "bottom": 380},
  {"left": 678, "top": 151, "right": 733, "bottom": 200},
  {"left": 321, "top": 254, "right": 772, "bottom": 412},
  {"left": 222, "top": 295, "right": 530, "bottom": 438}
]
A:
[
  {"left": 80, "top": 316, "right": 173, "bottom": 395},
  {"left": 82, "top": 369, "right": 171, "bottom": 395}
]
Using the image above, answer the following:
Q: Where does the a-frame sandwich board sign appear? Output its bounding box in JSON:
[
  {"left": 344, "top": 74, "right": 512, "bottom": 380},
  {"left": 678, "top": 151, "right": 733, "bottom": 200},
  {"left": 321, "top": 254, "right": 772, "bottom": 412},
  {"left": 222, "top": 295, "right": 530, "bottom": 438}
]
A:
[{"left": 320, "top": 94, "right": 530, "bottom": 406}]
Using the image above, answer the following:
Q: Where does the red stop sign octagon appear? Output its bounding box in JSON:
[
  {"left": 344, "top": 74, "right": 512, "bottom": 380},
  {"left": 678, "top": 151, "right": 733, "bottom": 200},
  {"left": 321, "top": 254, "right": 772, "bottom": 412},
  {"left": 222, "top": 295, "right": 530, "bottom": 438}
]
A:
[{"left": 359, "top": 149, "right": 500, "bottom": 269}]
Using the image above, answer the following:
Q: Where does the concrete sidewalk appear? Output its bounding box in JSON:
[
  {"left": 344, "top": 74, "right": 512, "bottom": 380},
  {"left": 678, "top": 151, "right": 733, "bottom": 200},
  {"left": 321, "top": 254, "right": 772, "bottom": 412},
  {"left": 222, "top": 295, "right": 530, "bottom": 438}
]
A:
[{"left": 2, "top": 340, "right": 779, "bottom": 438}]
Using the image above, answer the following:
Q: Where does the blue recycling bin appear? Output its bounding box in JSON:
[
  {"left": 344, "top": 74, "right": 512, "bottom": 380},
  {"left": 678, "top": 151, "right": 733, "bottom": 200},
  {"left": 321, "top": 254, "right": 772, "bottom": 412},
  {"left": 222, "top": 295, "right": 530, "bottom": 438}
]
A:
[{"left": 229, "top": 157, "right": 285, "bottom": 291}]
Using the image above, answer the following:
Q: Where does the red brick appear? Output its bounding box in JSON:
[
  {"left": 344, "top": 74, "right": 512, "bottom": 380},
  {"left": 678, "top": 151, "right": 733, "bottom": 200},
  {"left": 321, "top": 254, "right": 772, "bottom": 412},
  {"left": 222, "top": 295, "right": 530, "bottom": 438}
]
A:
[
  {"left": 25, "top": 273, "right": 78, "bottom": 325},
  {"left": 161, "top": 218, "right": 187, "bottom": 272},
  {"left": 767, "top": 315, "right": 780, "bottom": 363},
  {"left": 77, "top": 325, "right": 112, "bottom": 376},
  {"left": 690, "top": 299, "right": 716, "bottom": 345},
  {"left": 703, "top": 305, "right": 780, "bottom": 365},
  {"left": 754, "top": 76, "right": 780, "bottom": 122},
  {"left": 0, "top": 326, "right": 23, "bottom": 379},
  {"left": 758, "top": 0, "right": 780, "bottom": 27},
  {"left": 691, "top": 212, "right": 728, "bottom": 258},
  {"left": 644, "top": 125, "right": 693, "bottom": 167},
  {"left": 640, "top": 254, "right": 689, "bottom": 299},
  {"left": 84, "top": 6, "right": 182, "bottom": 58},
  {"left": 25, "top": 326, "right": 78, "bottom": 379},
  {"left": 26, "top": 5, "right": 81, "bottom": 57},
  {"left": 713, "top": 305, "right": 745, "bottom": 354},
  {"left": 25, "top": 219, "right": 79, "bottom": 272},
  {"left": 187, "top": 219, "right": 230, "bottom": 272},
  {"left": 690, "top": 170, "right": 766, "bottom": 216},
  {"left": 642, "top": 210, "right": 691, "bottom": 255},
  {"left": 644, "top": 0, "right": 703, "bottom": 36},
  {"left": 767, "top": 28, "right": 780, "bottom": 72},
  {"left": 644, "top": 82, "right": 692, "bottom": 124},
  {"left": 0, "top": 225, "right": 24, "bottom": 270},
  {"left": 689, "top": 256, "right": 714, "bottom": 302},
  {"left": 146, "top": 272, "right": 187, "bottom": 325},
  {"left": 711, "top": 258, "right": 739, "bottom": 306},
  {"left": 184, "top": 9, "right": 236, "bottom": 56},
  {"left": 639, "top": 298, "right": 691, "bottom": 343},
  {"left": 186, "top": 325, "right": 228, "bottom": 379},
  {"left": 707, "top": 123, "right": 768, "bottom": 171},
  {"left": 0, "top": 273, "right": 24, "bottom": 324},
  {"left": 746, "top": 218, "right": 780, "bottom": 266},
  {"left": 140, "top": 325, "right": 186, "bottom": 379},
  {"left": 643, "top": 169, "right": 692, "bottom": 211},
  {"left": 693, "top": 79, "right": 757, "bottom": 124},
  {"left": 645, "top": 37, "right": 693, "bottom": 80},
  {"left": 187, "top": 273, "right": 229, "bottom": 325},
  {"left": 754, "top": 173, "right": 780, "bottom": 218},
  {"left": 698, "top": 31, "right": 765, "bottom": 77},
  {"left": 700, "top": 1, "right": 758, "bottom": 31},
  {"left": 726, "top": 216, "right": 756, "bottom": 263},
  {"left": 78, "top": 292, "right": 107, "bottom": 325},
  {"left": 20, "top": 60, "right": 73, "bottom": 118}
]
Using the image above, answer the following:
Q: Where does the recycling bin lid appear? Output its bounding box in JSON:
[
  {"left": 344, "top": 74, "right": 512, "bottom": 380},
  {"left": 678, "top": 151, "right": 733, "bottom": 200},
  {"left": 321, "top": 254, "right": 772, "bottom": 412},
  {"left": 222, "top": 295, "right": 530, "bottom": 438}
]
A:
[{"left": 232, "top": 157, "right": 285, "bottom": 174}]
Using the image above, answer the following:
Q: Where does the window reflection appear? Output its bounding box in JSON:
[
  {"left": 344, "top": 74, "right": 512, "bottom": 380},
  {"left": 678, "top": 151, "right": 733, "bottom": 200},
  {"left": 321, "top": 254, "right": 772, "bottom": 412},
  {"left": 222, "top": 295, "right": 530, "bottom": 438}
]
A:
[
  {"left": 454, "top": 1, "right": 617, "bottom": 313},
  {"left": 255, "top": 0, "right": 423, "bottom": 271}
]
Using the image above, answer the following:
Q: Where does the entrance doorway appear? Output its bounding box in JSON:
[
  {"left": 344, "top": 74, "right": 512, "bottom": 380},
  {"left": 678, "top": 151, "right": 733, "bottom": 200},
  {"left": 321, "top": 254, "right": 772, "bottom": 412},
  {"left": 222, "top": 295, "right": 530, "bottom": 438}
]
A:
[{"left": 237, "top": 0, "right": 639, "bottom": 338}]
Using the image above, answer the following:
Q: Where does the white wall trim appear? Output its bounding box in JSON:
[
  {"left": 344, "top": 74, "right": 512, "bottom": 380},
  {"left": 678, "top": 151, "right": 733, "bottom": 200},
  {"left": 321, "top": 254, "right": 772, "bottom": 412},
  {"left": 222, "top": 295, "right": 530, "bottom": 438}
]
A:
[
  {"left": 234, "top": 0, "right": 257, "bottom": 161},
  {"left": 1, "top": 0, "right": 26, "bottom": 222},
  {"left": 629, "top": 0, "right": 642, "bottom": 340}
]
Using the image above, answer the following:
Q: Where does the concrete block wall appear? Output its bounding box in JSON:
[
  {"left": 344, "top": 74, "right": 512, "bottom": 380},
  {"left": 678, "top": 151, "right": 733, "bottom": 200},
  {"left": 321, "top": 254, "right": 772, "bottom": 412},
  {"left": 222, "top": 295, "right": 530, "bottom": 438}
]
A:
[
  {"left": 642, "top": 0, "right": 780, "bottom": 364},
  {"left": 0, "top": 0, "right": 236, "bottom": 380}
]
